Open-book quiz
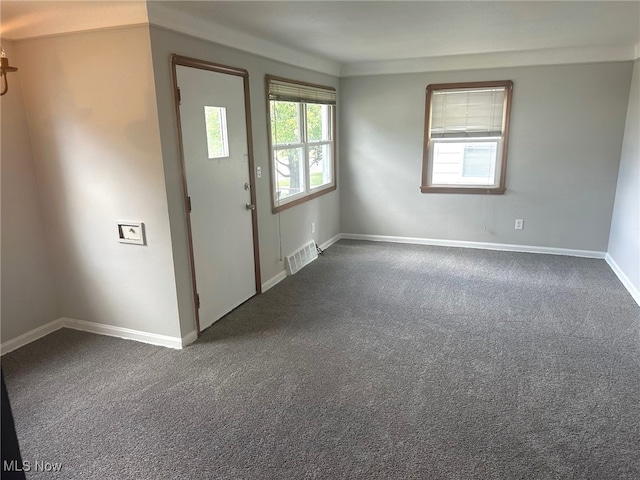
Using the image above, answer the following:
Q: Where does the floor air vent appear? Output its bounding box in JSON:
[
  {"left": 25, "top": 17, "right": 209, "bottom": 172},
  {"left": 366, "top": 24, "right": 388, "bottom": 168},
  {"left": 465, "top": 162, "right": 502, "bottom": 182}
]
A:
[{"left": 285, "top": 240, "right": 318, "bottom": 275}]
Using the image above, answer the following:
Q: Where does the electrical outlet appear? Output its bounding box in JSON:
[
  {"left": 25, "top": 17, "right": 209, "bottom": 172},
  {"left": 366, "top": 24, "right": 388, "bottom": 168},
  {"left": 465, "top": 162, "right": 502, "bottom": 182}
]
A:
[
  {"left": 311, "top": 222, "right": 316, "bottom": 234},
  {"left": 515, "top": 219, "right": 524, "bottom": 230},
  {"left": 256, "top": 166, "right": 262, "bottom": 179}
]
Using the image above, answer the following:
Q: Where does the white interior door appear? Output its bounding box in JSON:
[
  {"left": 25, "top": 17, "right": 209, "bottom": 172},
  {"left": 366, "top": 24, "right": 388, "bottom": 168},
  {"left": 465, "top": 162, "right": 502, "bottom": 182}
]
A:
[{"left": 176, "top": 65, "right": 257, "bottom": 332}]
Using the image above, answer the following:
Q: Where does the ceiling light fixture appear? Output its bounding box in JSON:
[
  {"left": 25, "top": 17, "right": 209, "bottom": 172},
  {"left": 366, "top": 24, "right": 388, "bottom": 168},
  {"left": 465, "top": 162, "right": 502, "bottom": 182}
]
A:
[{"left": 1, "top": 47, "right": 18, "bottom": 96}]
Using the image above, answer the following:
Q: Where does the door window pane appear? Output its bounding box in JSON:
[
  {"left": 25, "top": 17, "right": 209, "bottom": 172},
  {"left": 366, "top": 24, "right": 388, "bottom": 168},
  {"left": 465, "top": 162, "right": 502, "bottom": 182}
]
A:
[{"left": 204, "top": 106, "right": 229, "bottom": 158}]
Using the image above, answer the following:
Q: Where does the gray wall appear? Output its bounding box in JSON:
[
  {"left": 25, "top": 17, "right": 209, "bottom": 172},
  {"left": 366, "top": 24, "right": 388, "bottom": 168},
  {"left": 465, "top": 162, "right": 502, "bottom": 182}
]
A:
[
  {"left": 2, "top": 21, "right": 635, "bottom": 346},
  {"left": 1, "top": 24, "right": 341, "bottom": 346},
  {"left": 148, "top": 26, "right": 341, "bottom": 338},
  {"left": 11, "top": 27, "right": 183, "bottom": 338},
  {"left": 339, "top": 62, "right": 633, "bottom": 252},
  {"left": 1, "top": 39, "right": 59, "bottom": 342},
  {"left": 608, "top": 60, "right": 640, "bottom": 292}
]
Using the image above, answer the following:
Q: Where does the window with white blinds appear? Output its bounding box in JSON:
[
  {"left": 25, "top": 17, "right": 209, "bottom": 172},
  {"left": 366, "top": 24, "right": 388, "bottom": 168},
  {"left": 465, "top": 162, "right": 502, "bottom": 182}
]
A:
[
  {"left": 421, "top": 80, "right": 513, "bottom": 194},
  {"left": 268, "top": 78, "right": 337, "bottom": 105},
  {"left": 266, "top": 75, "right": 337, "bottom": 213}
]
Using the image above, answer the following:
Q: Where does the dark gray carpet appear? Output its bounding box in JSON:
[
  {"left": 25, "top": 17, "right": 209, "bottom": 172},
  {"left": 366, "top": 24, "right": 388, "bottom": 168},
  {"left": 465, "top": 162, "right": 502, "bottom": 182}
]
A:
[{"left": 2, "top": 240, "right": 639, "bottom": 479}]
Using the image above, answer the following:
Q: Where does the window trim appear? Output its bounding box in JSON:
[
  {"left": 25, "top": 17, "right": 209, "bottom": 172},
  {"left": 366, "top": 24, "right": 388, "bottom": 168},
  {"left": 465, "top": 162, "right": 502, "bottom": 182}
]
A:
[
  {"left": 421, "top": 80, "right": 513, "bottom": 194},
  {"left": 266, "top": 75, "right": 337, "bottom": 213}
]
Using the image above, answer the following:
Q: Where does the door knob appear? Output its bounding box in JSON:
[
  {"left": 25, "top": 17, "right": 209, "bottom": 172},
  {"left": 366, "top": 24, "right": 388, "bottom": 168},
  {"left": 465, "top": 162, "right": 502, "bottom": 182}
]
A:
[{"left": 245, "top": 203, "right": 255, "bottom": 211}]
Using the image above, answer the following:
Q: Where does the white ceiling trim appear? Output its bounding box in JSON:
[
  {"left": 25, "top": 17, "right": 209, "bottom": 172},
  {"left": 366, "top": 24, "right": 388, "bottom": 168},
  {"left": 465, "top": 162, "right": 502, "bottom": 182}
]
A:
[
  {"left": 146, "top": 2, "right": 342, "bottom": 77},
  {"left": 341, "top": 45, "right": 637, "bottom": 77}
]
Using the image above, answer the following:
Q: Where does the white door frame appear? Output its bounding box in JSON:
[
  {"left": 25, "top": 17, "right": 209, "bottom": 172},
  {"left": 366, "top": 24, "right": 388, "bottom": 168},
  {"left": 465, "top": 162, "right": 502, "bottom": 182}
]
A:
[{"left": 170, "top": 54, "right": 261, "bottom": 335}]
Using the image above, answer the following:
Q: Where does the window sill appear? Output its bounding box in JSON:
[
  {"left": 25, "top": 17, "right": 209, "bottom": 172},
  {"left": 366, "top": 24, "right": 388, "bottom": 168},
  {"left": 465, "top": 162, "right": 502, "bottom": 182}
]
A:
[
  {"left": 420, "top": 186, "right": 506, "bottom": 195},
  {"left": 272, "top": 184, "right": 336, "bottom": 213}
]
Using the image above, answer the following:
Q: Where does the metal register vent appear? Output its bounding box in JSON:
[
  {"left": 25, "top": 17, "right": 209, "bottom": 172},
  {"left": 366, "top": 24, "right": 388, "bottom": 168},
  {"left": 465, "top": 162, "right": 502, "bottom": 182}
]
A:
[{"left": 285, "top": 240, "right": 318, "bottom": 275}]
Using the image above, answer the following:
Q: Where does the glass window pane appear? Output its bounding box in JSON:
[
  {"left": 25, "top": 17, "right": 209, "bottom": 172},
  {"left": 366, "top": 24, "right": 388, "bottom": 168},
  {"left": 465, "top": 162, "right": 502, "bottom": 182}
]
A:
[
  {"left": 306, "top": 104, "right": 332, "bottom": 142},
  {"left": 431, "top": 142, "right": 463, "bottom": 185},
  {"left": 204, "top": 106, "right": 229, "bottom": 159},
  {"left": 274, "top": 147, "right": 305, "bottom": 202},
  {"left": 271, "top": 101, "right": 301, "bottom": 145},
  {"left": 462, "top": 144, "right": 496, "bottom": 179},
  {"left": 431, "top": 141, "right": 497, "bottom": 186},
  {"left": 309, "top": 144, "right": 332, "bottom": 189}
]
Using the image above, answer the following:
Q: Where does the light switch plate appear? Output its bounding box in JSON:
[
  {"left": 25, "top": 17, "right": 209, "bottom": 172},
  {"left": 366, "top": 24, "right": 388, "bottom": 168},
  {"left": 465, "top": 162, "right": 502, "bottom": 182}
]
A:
[{"left": 117, "top": 221, "right": 145, "bottom": 245}]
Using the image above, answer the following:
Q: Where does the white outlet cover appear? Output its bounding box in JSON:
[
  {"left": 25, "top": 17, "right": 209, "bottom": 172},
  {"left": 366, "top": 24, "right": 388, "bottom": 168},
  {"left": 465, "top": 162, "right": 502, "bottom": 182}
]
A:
[{"left": 118, "top": 221, "right": 145, "bottom": 245}]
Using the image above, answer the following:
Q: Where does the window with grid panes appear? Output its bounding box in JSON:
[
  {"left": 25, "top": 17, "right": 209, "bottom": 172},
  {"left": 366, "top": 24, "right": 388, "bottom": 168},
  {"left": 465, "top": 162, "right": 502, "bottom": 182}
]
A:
[
  {"left": 266, "top": 76, "right": 337, "bottom": 212},
  {"left": 421, "top": 80, "right": 513, "bottom": 194}
]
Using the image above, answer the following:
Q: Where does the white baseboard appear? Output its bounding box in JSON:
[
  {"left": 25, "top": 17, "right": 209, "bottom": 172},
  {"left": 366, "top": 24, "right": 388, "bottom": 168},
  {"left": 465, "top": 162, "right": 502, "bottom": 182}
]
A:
[
  {"left": 1, "top": 318, "right": 64, "bottom": 355},
  {"left": 319, "top": 233, "right": 343, "bottom": 251},
  {"left": 3, "top": 234, "right": 623, "bottom": 355},
  {"left": 605, "top": 254, "right": 640, "bottom": 307},
  {"left": 1, "top": 317, "right": 190, "bottom": 355},
  {"left": 262, "top": 232, "right": 606, "bottom": 294},
  {"left": 61, "top": 318, "right": 185, "bottom": 349},
  {"left": 262, "top": 270, "right": 288, "bottom": 292},
  {"left": 341, "top": 233, "right": 607, "bottom": 259},
  {"left": 181, "top": 329, "right": 199, "bottom": 347}
]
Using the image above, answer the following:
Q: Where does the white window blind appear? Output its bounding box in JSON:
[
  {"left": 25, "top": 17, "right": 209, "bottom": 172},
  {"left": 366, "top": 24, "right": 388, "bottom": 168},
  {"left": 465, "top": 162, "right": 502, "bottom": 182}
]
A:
[
  {"left": 268, "top": 78, "right": 336, "bottom": 105},
  {"left": 431, "top": 87, "right": 506, "bottom": 138}
]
